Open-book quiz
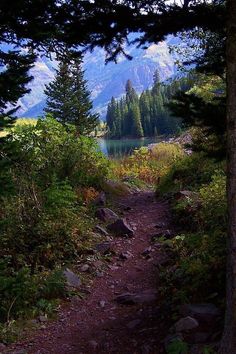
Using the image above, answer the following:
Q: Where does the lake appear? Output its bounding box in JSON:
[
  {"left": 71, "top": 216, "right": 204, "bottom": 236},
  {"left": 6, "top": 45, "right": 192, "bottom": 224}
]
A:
[{"left": 97, "top": 137, "right": 163, "bottom": 158}]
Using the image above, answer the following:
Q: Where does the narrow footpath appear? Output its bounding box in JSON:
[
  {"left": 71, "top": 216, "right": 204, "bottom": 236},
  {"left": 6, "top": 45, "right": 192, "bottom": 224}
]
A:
[{"left": 6, "top": 191, "right": 174, "bottom": 354}]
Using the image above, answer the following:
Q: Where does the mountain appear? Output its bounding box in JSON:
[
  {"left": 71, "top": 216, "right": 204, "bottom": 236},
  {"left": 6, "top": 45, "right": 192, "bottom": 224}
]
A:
[{"left": 16, "top": 39, "right": 176, "bottom": 119}]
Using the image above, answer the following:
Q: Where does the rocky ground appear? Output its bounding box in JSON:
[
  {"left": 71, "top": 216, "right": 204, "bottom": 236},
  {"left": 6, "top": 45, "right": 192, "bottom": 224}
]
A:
[
  {"left": 2, "top": 190, "right": 221, "bottom": 354},
  {"left": 3, "top": 191, "right": 175, "bottom": 354}
]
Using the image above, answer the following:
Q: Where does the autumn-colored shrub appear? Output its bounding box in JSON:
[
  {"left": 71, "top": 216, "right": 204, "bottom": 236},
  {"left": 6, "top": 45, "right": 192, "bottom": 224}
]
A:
[{"left": 112, "top": 143, "right": 184, "bottom": 185}]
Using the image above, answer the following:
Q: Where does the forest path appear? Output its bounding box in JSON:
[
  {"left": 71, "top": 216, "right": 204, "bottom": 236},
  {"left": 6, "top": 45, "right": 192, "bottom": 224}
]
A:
[{"left": 7, "top": 191, "right": 174, "bottom": 354}]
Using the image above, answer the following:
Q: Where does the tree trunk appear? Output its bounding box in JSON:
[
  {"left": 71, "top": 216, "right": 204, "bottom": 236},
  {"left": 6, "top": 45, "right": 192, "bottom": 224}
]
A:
[{"left": 220, "top": 0, "right": 236, "bottom": 352}]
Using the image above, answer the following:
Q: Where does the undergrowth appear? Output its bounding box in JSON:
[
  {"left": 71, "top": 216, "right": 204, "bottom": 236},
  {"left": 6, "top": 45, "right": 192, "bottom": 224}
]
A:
[
  {"left": 0, "top": 116, "right": 109, "bottom": 341},
  {"left": 112, "top": 142, "right": 184, "bottom": 186},
  {"left": 157, "top": 152, "right": 226, "bottom": 307}
]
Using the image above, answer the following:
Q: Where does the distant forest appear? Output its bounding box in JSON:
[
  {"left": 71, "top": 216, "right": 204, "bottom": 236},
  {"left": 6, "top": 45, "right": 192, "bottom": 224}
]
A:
[{"left": 106, "top": 72, "right": 195, "bottom": 138}]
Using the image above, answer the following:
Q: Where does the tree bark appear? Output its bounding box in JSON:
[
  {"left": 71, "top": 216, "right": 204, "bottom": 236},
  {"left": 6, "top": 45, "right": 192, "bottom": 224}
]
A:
[{"left": 220, "top": 0, "right": 236, "bottom": 353}]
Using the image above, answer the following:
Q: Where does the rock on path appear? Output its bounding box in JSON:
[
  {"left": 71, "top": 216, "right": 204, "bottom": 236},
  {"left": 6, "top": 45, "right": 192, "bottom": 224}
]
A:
[{"left": 4, "top": 191, "right": 173, "bottom": 354}]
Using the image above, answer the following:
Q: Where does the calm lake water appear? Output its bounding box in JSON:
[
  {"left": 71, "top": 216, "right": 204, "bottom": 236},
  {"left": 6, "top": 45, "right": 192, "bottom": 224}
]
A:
[{"left": 97, "top": 137, "right": 163, "bottom": 158}]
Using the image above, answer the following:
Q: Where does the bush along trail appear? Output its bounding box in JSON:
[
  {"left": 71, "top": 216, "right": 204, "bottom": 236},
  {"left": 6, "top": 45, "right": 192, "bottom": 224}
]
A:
[
  {"left": 3, "top": 189, "right": 175, "bottom": 354},
  {"left": 0, "top": 122, "right": 226, "bottom": 354},
  {"left": 3, "top": 175, "right": 224, "bottom": 353}
]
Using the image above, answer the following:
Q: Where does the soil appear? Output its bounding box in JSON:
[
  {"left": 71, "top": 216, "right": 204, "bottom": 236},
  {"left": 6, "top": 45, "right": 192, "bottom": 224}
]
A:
[{"left": 4, "top": 191, "right": 174, "bottom": 354}]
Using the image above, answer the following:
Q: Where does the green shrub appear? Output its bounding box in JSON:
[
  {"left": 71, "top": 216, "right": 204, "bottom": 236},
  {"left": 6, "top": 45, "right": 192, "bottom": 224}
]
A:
[
  {"left": 0, "top": 259, "right": 65, "bottom": 324},
  {"left": 0, "top": 116, "right": 111, "bottom": 332},
  {"left": 157, "top": 152, "right": 225, "bottom": 195},
  {"left": 198, "top": 172, "right": 227, "bottom": 230},
  {"left": 166, "top": 339, "right": 188, "bottom": 354},
  {"left": 7, "top": 115, "right": 109, "bottom": 189},
  {"left": 159, "top": 171, "right": 226, "bottom": 304},
  {"left": 0, "top": 178, "right": 91, "bottom": 271},
  {"left": 172, "top": 172, "right": 226, "bottom": 231}
]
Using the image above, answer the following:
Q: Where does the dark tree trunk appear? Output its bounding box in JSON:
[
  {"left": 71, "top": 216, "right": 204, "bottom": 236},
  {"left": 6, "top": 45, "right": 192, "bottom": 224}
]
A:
[{"left": 220, "top": 0, "right": 236, "bottom": 352}]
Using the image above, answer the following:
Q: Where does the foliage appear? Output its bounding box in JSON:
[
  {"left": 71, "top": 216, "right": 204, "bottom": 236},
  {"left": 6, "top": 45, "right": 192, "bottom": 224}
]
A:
[
  {"left": 106, "top": 74, "right": 194, "bottom": 138},
  {"left": 157, "top": 153, "right": 226, "bottom": 305},
  {"left": 0, "top": 50, "right": 35, "bottom": 123},
  {"left": 0, "top": 116, "right": 109, "bottom": 328},
  {"left": 5, "top": 115, "right": 109, "bottom": 188},
  {"left": 0, "top": 0, "right": 225, "bottom": 164},
  {"left": 166, "top": 339, "right": 188, "bottom": 354},
  {"left": 158, "top": 152, "right": 225, "bottom": 195},
  {"left": 0, "top": 179, "right": 86, "bottom": 270},
  {"left": 198, "top": 172, "right": 227, "bottom": 230},
  {"left": 0, "top": 260, "right": 65, "bottom": 324},
  {"left": 168, "top": 73, "right": 226, "bottom": 157},
  {"left": 44, "top": 55, "right": 98, "bottom": 135},
  {"left": 112, "top": 142, "right": 184, "bottom": 185}
]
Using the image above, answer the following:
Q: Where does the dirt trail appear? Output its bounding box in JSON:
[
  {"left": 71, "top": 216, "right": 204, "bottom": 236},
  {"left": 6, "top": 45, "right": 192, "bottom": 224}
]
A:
[{"left": 6, "top": 191, "right": 173, "bottom": 354}]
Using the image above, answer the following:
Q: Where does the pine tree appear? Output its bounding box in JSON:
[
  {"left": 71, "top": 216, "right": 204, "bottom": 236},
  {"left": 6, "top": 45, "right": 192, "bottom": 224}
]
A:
[
  {"left": 106, "top": 96, "right": 117, "bottom": 137},
  {"left": 152, "top": 69, "right": 161, "bottom": 96},
  {"left": 44, "top": 56, "right": 98, "bottom": 135},
  {"left": 130, "top": 104, "right": 144, "bottom": 138}
]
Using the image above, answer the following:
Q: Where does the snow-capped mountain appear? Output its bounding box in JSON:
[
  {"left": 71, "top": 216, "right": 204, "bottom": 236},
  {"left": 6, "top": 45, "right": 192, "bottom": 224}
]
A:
[{"left": 16, "top": 39, "right": 176, "bottom": 119}]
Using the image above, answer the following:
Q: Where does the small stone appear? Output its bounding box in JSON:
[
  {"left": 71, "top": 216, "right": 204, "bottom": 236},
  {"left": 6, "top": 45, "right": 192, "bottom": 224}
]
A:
[
  {"left": 124, "top": 206, "right": 132, "bottom": 211},
  {"left": 126, "top": 319, "right": 141, "bottom": 329},
  {"left": 107, "top": 218, "right": 134, "bottom": 238},
  {"left": 95, "top": 208, "right": 118, "bottom": 222},
  {"left": 175, "top": 316, "right": 199, "bottom": 332},
  {"left": 141, "top": 247, "right": 152, "bottom": 256},
  {"left": 119, "top": 251, "right": 133, "bottom": 260},
  {"left": 155, "top": 222, "right": 167, "bottom": 229},
  {"left": 95, "top": 242, "right": 112, "bottom": 255},
  {"left": 102, "top": 180, "right": 131, "bottom": 197},
  {"left": 80, "top": 264, "right": 90, "bottom": 272},
  {"left": 39, "top": 315, "right": 47, "bottom": 323},
  {"left": 109, "top": 265, "right": 119, "bottom": 271},
  {"left": 96, "top": 271, "right": 104, "bottom": 278},
  {"left": 115, "top": 289, "right": 157, "bottom": 305},
  {"left": 63, "top": 268, "right": 81, "bottom": 289},
  {"left": 151, "top": 229, "right": 174, "bottom": 240},
  {"left": 95, "top": 225, "right": 109, "bottom": 236},
  {"left": 88, "top": 340, "right": 98, "bottom": 350},
  {"left": 99, "top": 300, "right": 106, "bottom": 308},
  {"left": 179, "top": 303, "right": 221, "bottom": 325}
]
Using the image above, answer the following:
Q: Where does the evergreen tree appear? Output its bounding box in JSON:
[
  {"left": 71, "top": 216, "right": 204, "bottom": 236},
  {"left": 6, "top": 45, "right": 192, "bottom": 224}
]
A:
[
  {"left": 106, "top": 96, "right": 117, "bottom": 137},
  {"left": 130, "top": 104, "right": 144, "bottom": 138},
  {"left": 44, "top": 56, "right": 98, "bottom": 135},
  {"left": 152, "top": 70, "right": 161, "bottom": 96},
  {"left": 105, "top": 76, "right": 185, "bottom": 138}
]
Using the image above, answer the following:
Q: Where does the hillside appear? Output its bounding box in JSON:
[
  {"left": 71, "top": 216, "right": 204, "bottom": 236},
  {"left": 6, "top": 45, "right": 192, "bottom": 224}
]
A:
[{"left": 16, "top": 40, "right": 176, "bottom": 119}]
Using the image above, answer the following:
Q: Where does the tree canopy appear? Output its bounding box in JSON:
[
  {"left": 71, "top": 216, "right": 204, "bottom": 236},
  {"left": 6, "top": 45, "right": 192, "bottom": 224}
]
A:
[
  {"left": 0, "top": 0, "right": 226, "bottom": 119},
  {"left": 44, "top": 56, "right": 98, "bottom": 135}
]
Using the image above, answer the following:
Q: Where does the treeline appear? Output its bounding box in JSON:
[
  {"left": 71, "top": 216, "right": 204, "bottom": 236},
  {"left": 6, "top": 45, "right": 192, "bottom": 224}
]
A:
[{"left": 106, "top": 72, "right": 195, "bottom": 138}]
